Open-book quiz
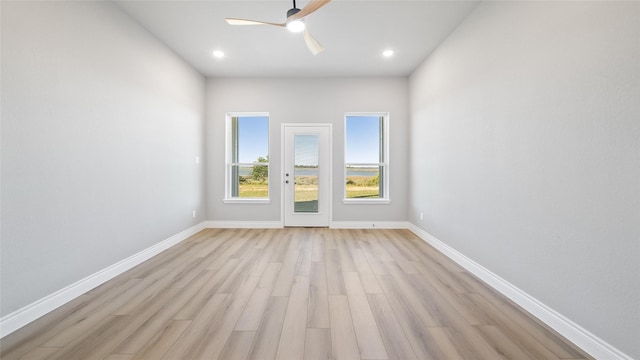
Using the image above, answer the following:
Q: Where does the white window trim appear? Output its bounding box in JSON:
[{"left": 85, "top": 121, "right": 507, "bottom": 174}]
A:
[
  {"left": 224, "top": 112, "right": 270, "bottom": 203},
  {"left": 343, "top": 112, "right": 390, "bottom": 204}
]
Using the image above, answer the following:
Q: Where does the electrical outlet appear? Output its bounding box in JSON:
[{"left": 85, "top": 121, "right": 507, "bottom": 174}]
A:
[
  {"left": 420, "top": 212, "right": 424, "bottom": 220},
  {"left": 195, "top": 156, "right": 200, "bottom": 164},
  {"left": 192, "top": 210, "right": 196, "bottom": 218}
]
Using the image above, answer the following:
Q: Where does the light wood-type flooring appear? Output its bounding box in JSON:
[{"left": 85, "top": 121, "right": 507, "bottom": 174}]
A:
[{"left": 1, "top": 228, "right": 592, "bottom": 360}]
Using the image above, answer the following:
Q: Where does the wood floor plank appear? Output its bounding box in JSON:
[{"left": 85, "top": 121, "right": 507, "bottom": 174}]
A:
[
  {"left": 114, "top": 270, "right": 211, "bottom": 354},
  {"left": 311, "top": 229, "right": 326, "bottom": 262},
  {"left": 271, "top": 233, "right": 302, "bottom": 296},
  {"left": 357, "top": 239, "right": 388, "bottom": 275},
  {"left": 367, "top": 293, "right": 418, "bottom": 360},
  {"left": 276, "top": 276, "right": 310, "bottom": 360},
  {"left": 249, "top": 232, "right": 280, "bottom": 276},
  {"left": 14, "top": 346, "right": 60, "bottom": 360},
  {"left": 48, "top": 288, "right": 181, "bottom": 360},
  {"left": 426, "top": 327, "right": 467, "bottom": 360},
  {"left": 399, "top": 274, "right": 507, "bottom": 359},
  {"left": 235, "top": 262, "right": 281, "bottom": 331},
  {"left": 132, "top": 320, "right": 191, "bottom": 360},
  {"left": 335, "top": 237, "right": 357, "bottom": 272},
  {"left": 375, "top": 232, "right": 418, "bottom": 275},
  {"left": 376, "top": 275, "right": 444, "bottom": 360},
  {"left": 326, "top": 249, "right": 346, "bottom": 295},
  {"left": 246, "top": 297, "right": 288, "bottom": 360},
  {"left": 381, "top": 229, "right": 421, "bottom": 261},
  {"left": 111, "top": 267, "right": 174, "bottom": 316},
  {"left": 194, "top": 230, "right": 227, "bottom": 258},
  {"left": 294, "top": 232, "right": 313, "bottom": 276},
  {"left": 411, "top": 260, "right": 494, "bottom": 326},
  {"left": 42, "top": 278, "right": 151, "bottom": 347},
  {"left": 2, "top": 229, "right": 591, "bottom": 360},
  {"left": 467, "top": 293, "right": 568, "bottom": 359},
  {"left": 329, "top": 296, "right": 360, "bottom": 360},
  {"left": 307, "top": 261, "right": 330, "bottom": 328},
  {"left": 190, "top": 275, "right": 261, "bottom": 360},
  {"left": 460, "top": 271, "right": 590, "bottom": 359},
  {"left": 45, "top": 315, "right": 130, "bottom": 360},
  {"left": 350, "top": 248, "right": 383, "bottom": 294},
  {"left": 216, "top": 248, "right": 263, "bottom": 294},
  {"left": 255, "top": 229, "right": 276, "bottom": 249},
  {"left": 364, "top": 237, "right": 394, "bottom": 262},
  {"left": 166, "top": 256, "right": 208, "bottom": 289},
  {"left": 219, "top": 331, "right": 255, "bottom": 360},
  {"left": 173, "top": 259, "right": 240, "bottom": 319},
  {"left": 343, "top": 272, "right": 388, "bottom": 359},
  {"left": 104, "top": 355, "right": 135, "bottom": 360},
  {"left": 160, "top": 294, "right": 230, "bottom": 360},
  {"left": 205, "top": 236, "right": 249, "bottom": 271},
  {"left": 473, "top": 325, "right": 539, "bottom": 360},
  {"left": 269, "top": 231, "right": 292, "bottom": 263},
  {"left": 0, "top": 293, "right": 99, "bottom": 360},
  {"left": 380, "top": 262, "right": 443, "bottom": 327},
  {"left": 304, "top": 328, "right": 332, "bottom": 360}
]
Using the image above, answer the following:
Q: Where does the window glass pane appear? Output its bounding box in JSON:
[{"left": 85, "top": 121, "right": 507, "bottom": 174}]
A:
[
  {"left": 294, "top": 135, "right": 319, "bottom": 213},
  {"left": 346, "top": 116, "right": 381, "bottom": 163},
  {"left": 233, "top": 164, "right": 268, "bottom": 198},
  {"left": 228, "top": 114, "right": 269, "bottom": 199},
  {"left": 237, "top": 116, "right": 269, "bottom": 163},
  {"left": 346, "top": 165, "right": 380, "bottom": 199}
]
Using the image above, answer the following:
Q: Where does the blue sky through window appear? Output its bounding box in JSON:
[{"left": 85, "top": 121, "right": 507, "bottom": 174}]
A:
[
  {"left": 346, "top": 115, "right": 381, "bottom": 163},
  {"left": 237, "top": 116, "right": 269, "bottom": 163},
  {"left": 236, "top": 115, "right": 380, "bottom": 164}
]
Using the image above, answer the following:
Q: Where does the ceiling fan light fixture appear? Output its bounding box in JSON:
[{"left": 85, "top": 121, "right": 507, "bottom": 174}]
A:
[{"left": 286, "top": 19, "right": 305, "bottom": 33}]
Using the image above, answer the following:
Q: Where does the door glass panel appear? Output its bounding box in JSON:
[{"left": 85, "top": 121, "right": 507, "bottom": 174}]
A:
[{"left": 294, "top": 134, "right": 319, "bottom": 213}]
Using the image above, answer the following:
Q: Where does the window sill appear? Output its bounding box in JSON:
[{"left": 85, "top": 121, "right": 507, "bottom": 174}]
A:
[
  {"left": 343, "top": 199, "right": 391, "bottom": 205},
  {"left": 224, "top": 198, "right": 271, "bottom": 204}
]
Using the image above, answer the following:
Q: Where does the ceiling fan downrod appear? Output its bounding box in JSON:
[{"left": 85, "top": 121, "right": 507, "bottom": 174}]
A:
[{"left": 287, "top": 0, "right": 301, "bottom": 18}]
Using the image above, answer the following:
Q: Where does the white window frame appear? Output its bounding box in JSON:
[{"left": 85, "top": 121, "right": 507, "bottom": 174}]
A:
[
  {"left": 343, "top": 112, "right": 390, "bottom": 204},
  {"left": 224, "top": 112, "right": 270, "bottom": 204}
]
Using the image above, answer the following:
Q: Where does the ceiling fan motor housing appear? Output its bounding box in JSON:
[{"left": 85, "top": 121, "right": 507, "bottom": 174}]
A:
[{"left": 287, "top": 7, "right": 301, "bottom": 19}]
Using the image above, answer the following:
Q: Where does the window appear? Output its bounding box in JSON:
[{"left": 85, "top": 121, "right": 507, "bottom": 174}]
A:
[
  {"left": 344, "top": 113, "right": 389, "bottom": 203},
  {"left": 225, "top": 113, "right": 269, "bottom": 202}
]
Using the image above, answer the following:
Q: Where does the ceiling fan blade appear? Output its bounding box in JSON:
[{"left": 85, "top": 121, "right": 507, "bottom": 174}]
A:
[
  {"left": 288, "top": 0, "right": 332, "bottom": 21},
  {"left": 303, "top": 29, "right": 324, "bottom": 55},
  {"left": 225, "top": 18, "right": 285, "bottom": 27}
]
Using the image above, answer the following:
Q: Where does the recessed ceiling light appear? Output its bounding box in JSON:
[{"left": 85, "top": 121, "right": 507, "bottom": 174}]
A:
[
  {"left": 382, "top": 49, "right": 394, "bottom": 58},
  {"left": 212, "top": 50, "right": 225, "bottom": 59}
]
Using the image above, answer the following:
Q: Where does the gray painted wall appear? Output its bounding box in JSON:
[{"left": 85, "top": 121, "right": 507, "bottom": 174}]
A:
[
  {"left": 409, "top": 2, "right": 639, "bottom": 358},
  {"left": 206, "top": 78, "right": 409, "bottom": 223},
  {"left": 1, "top": 1, "right": 206, "bottom": 317}
]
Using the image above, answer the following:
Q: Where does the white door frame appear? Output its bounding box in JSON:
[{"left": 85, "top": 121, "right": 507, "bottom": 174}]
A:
[{"left": 281, "top": 123, "right": 332, "bottom": 227}]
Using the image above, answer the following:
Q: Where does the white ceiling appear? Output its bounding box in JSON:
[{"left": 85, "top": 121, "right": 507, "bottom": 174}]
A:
[{"left": 116, "top": 0, "right": 478, "bottom": 78}]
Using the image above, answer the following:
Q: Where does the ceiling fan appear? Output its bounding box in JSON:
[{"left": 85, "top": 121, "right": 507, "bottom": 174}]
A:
[{"left": 225, "top": 0, "right": 332, "bottom": 55}]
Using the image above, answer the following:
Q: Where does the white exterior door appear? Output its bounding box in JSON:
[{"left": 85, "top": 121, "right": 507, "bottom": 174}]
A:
[{"left": 283, "top": 124, "right": 331, "bottom": 227}]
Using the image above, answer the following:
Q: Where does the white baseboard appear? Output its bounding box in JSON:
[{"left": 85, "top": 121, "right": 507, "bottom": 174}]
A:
[
  {"left": 407, "top": 223, "right": 632, "bottom": 360},
  {"left": 204, "top": 220, "right": 409, "bottom": 229},
  {"left": 330, "top": 221, "right": 411, "bottom": 229},
  {"left": 205, "top": 220, "right": 283, "bottom": 229},
  {"left": 0, "top": 222, "right": 207, "bottom": 338}
]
